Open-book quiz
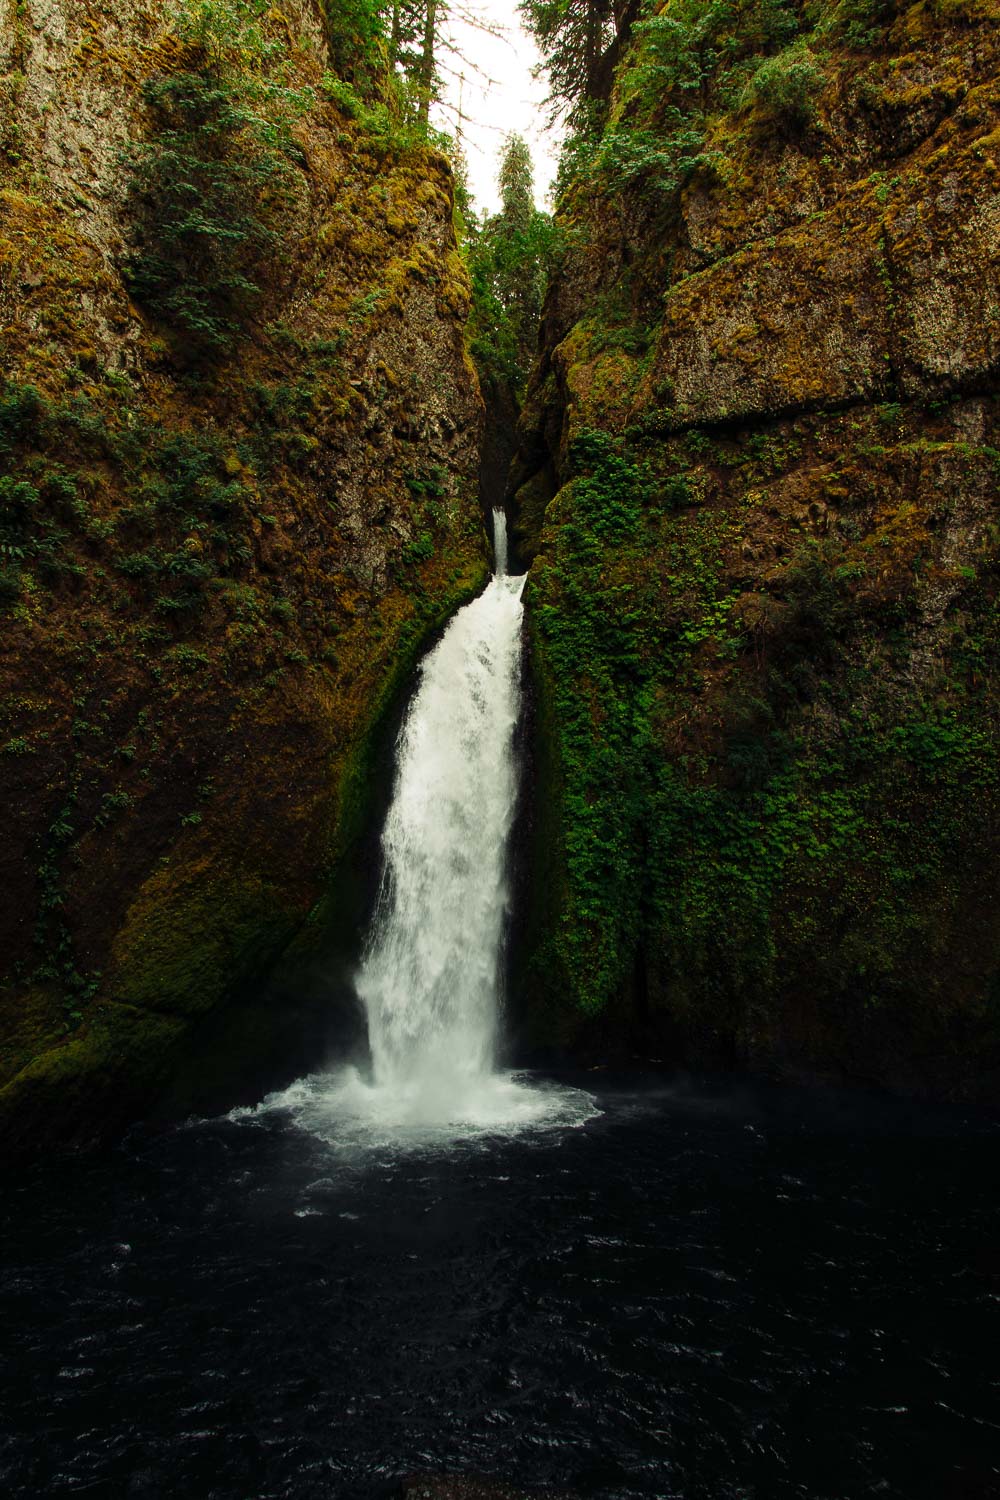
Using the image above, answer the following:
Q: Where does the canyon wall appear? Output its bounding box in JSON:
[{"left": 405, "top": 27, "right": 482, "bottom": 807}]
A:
[
  {"left": 0, "top": 0, "right": 486, "bottom": 1156},
  {"left": 512, "top": 0, "right": 1000, "bottom": 1096}
]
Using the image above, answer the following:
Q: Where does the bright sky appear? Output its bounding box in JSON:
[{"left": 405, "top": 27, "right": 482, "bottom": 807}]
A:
[{"left": 429, "top": 0, "right": 563, "bottom": 217}]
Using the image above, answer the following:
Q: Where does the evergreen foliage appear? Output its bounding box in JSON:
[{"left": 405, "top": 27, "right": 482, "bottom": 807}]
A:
[
  {"left": 123, "top": 0, "right": 471, "bottom": 360},
  {"left": 498, "top": 134, "right": 535, "bottom": 231},
  {"left": 518, "top": 0, "right": 639, "bottom": 124},
  {"left": 122, "top": 0, "right": 313, "bottom": 358},
  {"left": 318, "top": 1, "right": 483, "bottom": 176},
  {"left": 466, "top": 135, "right": 558, "bottom": 393},
  {"left": 526, "top": 0, "right": 892, "bottom": 207},
  {"left": 320, "top": 0, "right": 387, "bottom": 86}
]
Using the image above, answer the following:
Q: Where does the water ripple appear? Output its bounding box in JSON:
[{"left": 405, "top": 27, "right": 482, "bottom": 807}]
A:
[{"left": 1, "top": 1079, "right": 998, "bottom": 1500}]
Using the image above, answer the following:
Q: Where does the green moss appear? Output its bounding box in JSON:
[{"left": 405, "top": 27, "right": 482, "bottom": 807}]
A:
[
  {"left": 0, "top": 1001, "right": 186, "bottom": 1159},
  {"left": 105, "top": 858, "right": 301, "bottom": 1018},
  {"left": 511, "top": 0, "right": 1000, "bottom": 1087},
  {"left": 522, "top": 406, "right": 1000, "bottom": 1080},
  {"left": 1, "top": 0, "right": 491, "bottom": 1160},
  {"left": 644, "top": 708, "right": 999, "bottom": 1020}
]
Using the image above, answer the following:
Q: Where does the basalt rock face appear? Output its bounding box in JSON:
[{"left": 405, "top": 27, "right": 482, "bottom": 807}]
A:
[
  {"left": 0, "top": 0, "right": 486, "bottom": 1158},
  {"left": 511, "top": 1, "right": 1000, "bottom": 1097}
]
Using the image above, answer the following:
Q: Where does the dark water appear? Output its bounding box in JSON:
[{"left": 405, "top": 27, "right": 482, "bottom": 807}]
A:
[{"left": 2, "top": 1074, "right": 999, "bottom": 1500}]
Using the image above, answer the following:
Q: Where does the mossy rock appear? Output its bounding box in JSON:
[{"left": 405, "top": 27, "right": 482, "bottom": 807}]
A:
[
  {"left": 105, "top": 856, "right": 302, "bottom": 1019},
  {"left": 0, "top": 1002, "right": 187, "bottom": 1159}
]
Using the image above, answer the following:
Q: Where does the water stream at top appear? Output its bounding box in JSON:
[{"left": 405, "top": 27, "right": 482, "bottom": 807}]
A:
[{"left": 239, "top": 509, "right": 594, "bottom": 1146}]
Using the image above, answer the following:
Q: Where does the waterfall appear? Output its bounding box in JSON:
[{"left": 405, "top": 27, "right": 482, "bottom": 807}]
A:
[
  {"left": 356, "top": 508, "right": 524, "bottom": 1111},
  {"left": 239, "top": 509, "right": 596, "bottom": 1144},
  {"left": 493, "top": 505, "right": 509, "bottom": 576}
]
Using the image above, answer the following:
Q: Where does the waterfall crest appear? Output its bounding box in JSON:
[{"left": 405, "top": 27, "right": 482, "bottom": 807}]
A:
[{"left": 356, "top": 509, "right": 523, "bottom": 1110}]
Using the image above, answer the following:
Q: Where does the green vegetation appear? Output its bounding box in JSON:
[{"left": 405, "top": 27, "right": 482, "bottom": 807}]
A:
[
  {"left": 518, "top": 0, "right": 638, "bottom": 126},
  {"left": 0, "top": 0, "right": 495, "bottom": 1156},
  {"left": 319, "top": 2, "right": 476, "bottom": 157},
  {"left": 530, "top": 428, "right": 742, "bottom": 1011},
  {"left": 320, "top": 0, "right": 388, "bottom": 85},
  {"left": 320, "top": 72, "right": 451, "bottom": 157},
  {"left": 122, "top": 0, "right": 314, "bottom": 357},
  {"left": 121, "top": 0, "right": 468, "bottom": 361},
  {"left": 520, "top": 0, "right": 907, "bottom": 207},
  {"left": 529, "top": 425, "right": 1000, "bottom": 1030},
  {"left": 0, "top": 378, "right": 258, "bottom": 619},
  {"left": 466, "top": 135, "right": 558, "bottom": 393},
  {"left": 742, "top": 37, "right": 823, "bottom": 126},
  {"left": 512, "top": 0, "right": 1000, "bottom": 1075}
]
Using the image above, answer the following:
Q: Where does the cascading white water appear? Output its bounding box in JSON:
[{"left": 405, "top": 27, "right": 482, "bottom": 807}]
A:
[
  {"left": 355, "top": 508, "right": 524, "bottom": 1107},
  {"left": 236, "top": 509, "right": 597, "bottom": 1146},
  {"left": 493, "top": 505, "right": 509, "bottom": 576}
]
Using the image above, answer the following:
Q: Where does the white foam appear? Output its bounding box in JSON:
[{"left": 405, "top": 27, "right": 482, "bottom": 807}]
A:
[{"left": 231, "top": 1066, "right": 599, "bottom": 1153}]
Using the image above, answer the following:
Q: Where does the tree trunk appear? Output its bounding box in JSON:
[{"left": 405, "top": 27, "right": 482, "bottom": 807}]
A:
[
  {"left": 417, "top": 0, "right": 437, "bottom": 130},
  {"left": 390, "top": 2, "right": 402, "bottom": 67},
  {"left": 584, "top": 1, "right": 602, "bottom": 100}
]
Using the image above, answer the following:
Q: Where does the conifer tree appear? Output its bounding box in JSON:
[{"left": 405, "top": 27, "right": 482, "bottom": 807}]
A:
[
  {"left": 519, "top": 0, "right": 640, "bottom": 123},
  {"left": 467, "top": 135, "right": 556, "bottom": 394},
  {"left": 498, "top": 134, "right": 534, "bottom": 233}
]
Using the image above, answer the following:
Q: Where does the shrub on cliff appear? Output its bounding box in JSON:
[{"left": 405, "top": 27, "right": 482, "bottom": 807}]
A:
[
  {"left": 320, "top": 0, "right": 387, "bottom": 87},
  {"left": 121, "top": 0, "right": 312, "bottom": 358},
  {"left": 123, "top": 75, "right": 292, "bottom": 356},
  {"left": 742, "top": 40, "right": 823, "bottom": 127},
  {"left": 568, "top": 428, "right": 648, "bottom": 538}
]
